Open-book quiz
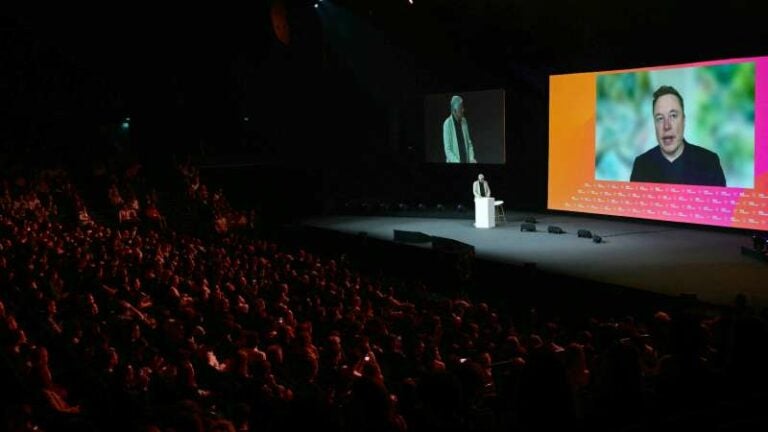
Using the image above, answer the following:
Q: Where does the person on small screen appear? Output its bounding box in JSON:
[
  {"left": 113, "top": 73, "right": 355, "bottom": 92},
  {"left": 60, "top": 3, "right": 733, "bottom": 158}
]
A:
[
  {"left": 629, "top": 85, "right": 726, "bottom": 186},
  {"left": 473, "top": 174, "right": 491, "bottom": 198},
  {"left": 443, "top": 95, "right": 477, "bottom": 163}
]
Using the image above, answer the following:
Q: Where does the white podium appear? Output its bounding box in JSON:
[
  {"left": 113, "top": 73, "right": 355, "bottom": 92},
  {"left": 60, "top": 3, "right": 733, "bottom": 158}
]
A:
[{"left": 474, "top": 197, "right": 495, "bottom": 228}]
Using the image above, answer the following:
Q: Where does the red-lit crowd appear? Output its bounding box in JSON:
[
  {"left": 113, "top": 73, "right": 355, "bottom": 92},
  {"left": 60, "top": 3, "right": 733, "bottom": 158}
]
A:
[{"left": 2, "top": 165, "right": 767, "bottom": 432}]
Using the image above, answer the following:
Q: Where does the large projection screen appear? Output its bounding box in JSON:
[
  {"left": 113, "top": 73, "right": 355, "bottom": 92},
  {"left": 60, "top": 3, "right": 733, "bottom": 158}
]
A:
[{"left": 549, "top": 56, "right": 767, "bottom": 230}]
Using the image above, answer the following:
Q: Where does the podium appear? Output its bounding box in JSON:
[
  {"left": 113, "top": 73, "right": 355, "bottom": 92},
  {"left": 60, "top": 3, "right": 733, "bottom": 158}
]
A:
[{"left": 474, "top": 197, "right": 495, "bottom": 228}]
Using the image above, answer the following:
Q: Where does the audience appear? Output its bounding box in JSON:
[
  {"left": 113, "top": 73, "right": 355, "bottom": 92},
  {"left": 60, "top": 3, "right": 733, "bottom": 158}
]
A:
[{"left": 1, "top": 160, "right": 767, "bottom": 432}]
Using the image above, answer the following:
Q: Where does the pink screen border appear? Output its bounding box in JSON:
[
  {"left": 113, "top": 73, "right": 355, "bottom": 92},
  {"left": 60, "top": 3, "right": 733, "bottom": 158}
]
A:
[{"left": 550, "top": 56, "right": 768, "bottom": 230}]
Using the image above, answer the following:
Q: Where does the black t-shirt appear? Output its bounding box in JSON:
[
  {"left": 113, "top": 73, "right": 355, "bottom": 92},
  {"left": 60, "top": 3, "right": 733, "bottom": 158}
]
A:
[
  {"left": 629, "top": 142, "right": 726, "bottom": 186},
  {"left": 454, "top": 117, "right": 468, "bottom": 163}
]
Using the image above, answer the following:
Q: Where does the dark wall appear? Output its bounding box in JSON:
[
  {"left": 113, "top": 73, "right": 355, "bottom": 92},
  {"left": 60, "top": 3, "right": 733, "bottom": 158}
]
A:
[{"left": 4, "top": 3, "right": 768, "bottom": 217}]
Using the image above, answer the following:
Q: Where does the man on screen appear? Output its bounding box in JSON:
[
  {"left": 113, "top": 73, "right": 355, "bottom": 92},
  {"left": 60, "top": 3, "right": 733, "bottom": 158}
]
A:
[
  {"left": 473, "top": 174, "right": 491, "bottom": 198},
  {"left": 443, "top": 95, "right": 477, "bottom": 163},
  {"left": 629, "top": 85, "right": 726, "bottom": 186}
]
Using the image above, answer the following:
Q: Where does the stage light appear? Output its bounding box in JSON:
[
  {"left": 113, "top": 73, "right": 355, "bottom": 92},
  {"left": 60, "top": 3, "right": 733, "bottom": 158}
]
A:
[
  {"left": 314, "top": 3, "right": 319, "bottom": 8},
  {"left": 121, "top": 117, "right": 130, "bottom": 130}
]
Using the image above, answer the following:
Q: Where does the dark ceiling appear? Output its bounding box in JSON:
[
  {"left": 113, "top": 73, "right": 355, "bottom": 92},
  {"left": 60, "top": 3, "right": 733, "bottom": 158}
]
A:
[
  {"left": 333, "top": 0, "right": 767, "bottom": 72},
  {"left": 1, "top": 1, "right": 766, "bottom": 148}
]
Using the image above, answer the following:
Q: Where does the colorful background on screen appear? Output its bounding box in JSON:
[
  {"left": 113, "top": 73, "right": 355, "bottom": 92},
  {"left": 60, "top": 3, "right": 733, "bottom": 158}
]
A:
[{"left": 549, "top": 57, "right": 768, "bottom": 230}]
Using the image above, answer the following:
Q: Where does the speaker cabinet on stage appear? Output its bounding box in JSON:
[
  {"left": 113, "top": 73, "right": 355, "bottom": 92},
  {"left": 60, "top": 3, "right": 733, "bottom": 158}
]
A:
[
  {"left": 521, "top": 223, "right": 536, "bottom": 232},
  {"left": 548, "top": 226, "right": 564, "bottom": 234},
  {"left": 431, "top": 236, "right": 475, "bottom": 283},
  {"left": 577, "top": 229, "right": 592, "bottom": 238},
  {"left": 393, "top": 230, "right": 432, "bottom": 243}
]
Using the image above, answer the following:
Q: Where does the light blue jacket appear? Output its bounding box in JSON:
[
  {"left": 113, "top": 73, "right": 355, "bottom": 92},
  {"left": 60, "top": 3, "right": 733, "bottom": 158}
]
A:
[{"left": 443, "top": 116, "right": 476, "bottom": 163}]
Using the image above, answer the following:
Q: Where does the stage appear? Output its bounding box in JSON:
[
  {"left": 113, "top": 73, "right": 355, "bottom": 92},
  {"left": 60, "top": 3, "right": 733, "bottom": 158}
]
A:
[{"left": 301, "top": 211, "right": 768, "bottom": 307}]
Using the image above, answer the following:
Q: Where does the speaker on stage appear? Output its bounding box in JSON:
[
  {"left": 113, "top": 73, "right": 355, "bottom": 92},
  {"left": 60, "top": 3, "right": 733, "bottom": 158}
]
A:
[
  {"left": 548, "top": 225, "right": 564, "bottom": 234},
  {"left": 393, "top": 230, "right": 432, "bottom": 243},
  {"left": 521, "top": 223, "right": 536, "bottom": 232},
  {"left": 577, "top": 229, "right": 592, "bottom": 238},
  {"left": 431, "top": 236, "right": 475, "bottom": 283},
  {"left": 592, "top": 235, "right": 603, "bottom": 243}
]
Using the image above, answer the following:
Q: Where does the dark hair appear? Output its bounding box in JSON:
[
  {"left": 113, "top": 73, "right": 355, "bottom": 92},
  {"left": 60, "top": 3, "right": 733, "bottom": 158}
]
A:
[{"left": 652, "top": 85, "right": 684, "bottom": 114}]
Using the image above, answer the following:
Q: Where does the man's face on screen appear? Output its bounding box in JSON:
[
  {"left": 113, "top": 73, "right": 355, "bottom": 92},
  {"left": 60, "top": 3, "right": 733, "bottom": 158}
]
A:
[
  {"left": 653, "top": 94, "right": 685, "bottom": 158},
  {"left": 453, "top": 103, "right": 464, "bottom": 120}
]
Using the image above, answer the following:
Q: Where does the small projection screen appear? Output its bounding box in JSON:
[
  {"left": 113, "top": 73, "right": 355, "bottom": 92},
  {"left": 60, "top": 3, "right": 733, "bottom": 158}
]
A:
[{"left": 424, "top": 89, "right": 505, "bottom": 164}]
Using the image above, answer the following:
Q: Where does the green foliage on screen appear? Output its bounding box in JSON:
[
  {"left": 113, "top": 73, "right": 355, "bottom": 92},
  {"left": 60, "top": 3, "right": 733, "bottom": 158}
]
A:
[{"left": 595, "top": 62, "right": 755, "bottom": 188}]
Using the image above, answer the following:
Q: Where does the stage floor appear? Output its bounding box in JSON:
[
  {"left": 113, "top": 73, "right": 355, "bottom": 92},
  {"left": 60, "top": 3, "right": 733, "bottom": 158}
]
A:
[{"left": 301, "top": 211, "right": 768, "bottom": 307}]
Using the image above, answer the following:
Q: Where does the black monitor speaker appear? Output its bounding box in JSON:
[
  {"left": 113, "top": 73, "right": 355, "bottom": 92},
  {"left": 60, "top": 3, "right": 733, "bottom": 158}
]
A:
[
  {"left": 521, "top": 223, "right": 536, "bottom": 232},
  {"left": 394, "top": 230, "right": 432, "bottom": 243},
  {"left": 577, "top": 229, "right": 592, "bottom": 238},
  {"left": 548, "top": 225, "right": 564, "bottom": 234}
]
